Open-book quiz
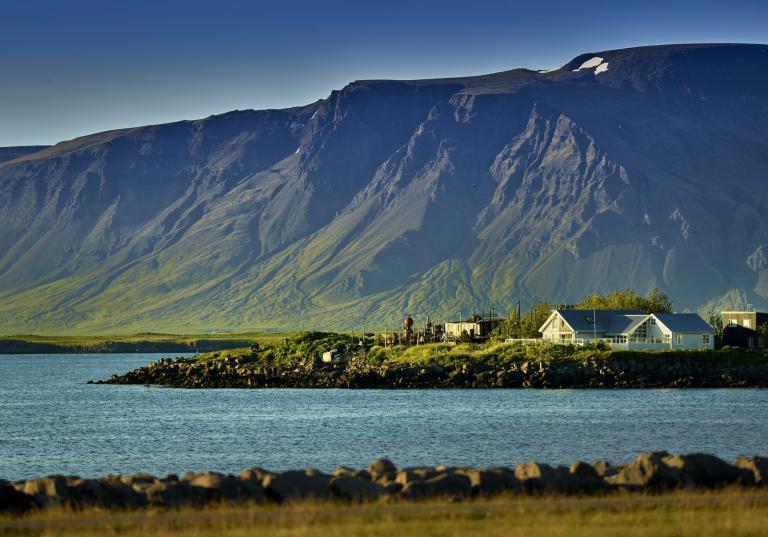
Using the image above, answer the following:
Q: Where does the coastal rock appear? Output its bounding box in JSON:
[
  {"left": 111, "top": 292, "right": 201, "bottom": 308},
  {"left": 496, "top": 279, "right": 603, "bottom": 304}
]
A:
[
  {"left": 332, "top": 466, "right": 356, "bottom": 477},
  {"left": 7, "top": 450, "right": 768, "bottom": 514},
  {"left": 144, "top": 480, "right": 197, "bottom": 508},
  {"left": 514, "top": 462, "right": 606, "bottom": 494},
  {"left": 68, "top": 477, "right": 144, "bottom": 509},
  {"left": 734, "top": 456, "right": 768, "bottom": 486},
  {"left": 330, "top": 475, "right": 386, "bottom": 501},
  {"left": 514, "top": 462, "right": 562, "bottom": 492},
  {"left": 238, "top": 468, "right": 269, "bottom": 502},
  {"left": 184, "top": 471, "right": 251, "bottom": 502},
  {"left": 19, "top": 475, "right": 69, "bottom": 506},
  {"left": 369, "top": 458, "right": 397, "bottom": 474},
  {"left": 570, "top": 460, "right": 600, "bottom": 479},
  {"left": 264, "top": 469, "right": 332, "bottom": 502},
  {"left": 591, "top": 460, "right": 616, "bottom": 477},
  {"left": 401, "top": 472, "right": 472, "bottom": 499},
  {"left": 661, "top": 454, "right": 753, "bottom": 487},
  {"left": 0, "top": 483, "right": 35, "bottom": 514},
  {"left": 455, "top": 467, "right": 520, "bottom": 496},
  {"left": 606, "top": 452, "right": 688, "bottom": 490},
  {"left": 103, "top": 353, "right": 768, "bottom": 389}
]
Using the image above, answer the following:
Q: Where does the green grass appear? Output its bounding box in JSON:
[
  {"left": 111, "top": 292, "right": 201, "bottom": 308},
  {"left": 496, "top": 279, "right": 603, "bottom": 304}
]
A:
[
  {"left": 0, "top": 332, "right": 293, "bottom": 354},
  {"left": 2, "top": 490, "right": 768, "bottom": 536},
  {"left": 190, "top": 333, "right": 768, "bottom": 369}
]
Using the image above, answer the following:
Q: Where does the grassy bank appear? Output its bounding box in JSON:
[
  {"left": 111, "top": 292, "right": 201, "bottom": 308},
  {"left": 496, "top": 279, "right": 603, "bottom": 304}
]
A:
[
  {"left": 3, "top": 491, "right": 767, "bottom": 536},
  {"left": 194, "top": 331, "right": 768, "bottom": 368},
  {"left": 0, "top": 332, "right": 292, "bottom": 354}
]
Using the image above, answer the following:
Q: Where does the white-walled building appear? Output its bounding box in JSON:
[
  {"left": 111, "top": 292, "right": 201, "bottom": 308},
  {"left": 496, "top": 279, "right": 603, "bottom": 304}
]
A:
[{"left": 539, "top": 309, "right": 714, "bottom": 350}]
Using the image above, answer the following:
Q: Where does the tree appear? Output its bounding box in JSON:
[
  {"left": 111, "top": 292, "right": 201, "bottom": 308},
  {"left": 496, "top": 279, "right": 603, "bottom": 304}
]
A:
[
  {"left": 576, "top": 288, "right": 673, "bottom": 314},
  {"left": 706, "top": 308, "right": 723, "bottom": 337},
  {"left": 495, "top": 309, "right": 522, "bottom": 339},
  {"left": 520, "top": 302, "right": 554, "bottom": 338},
  {"left": 758, "top": 323, "right": 768, "bottom": 347},
  {"left": 647, "top": 287, "right": 673, "bottom": 313}
]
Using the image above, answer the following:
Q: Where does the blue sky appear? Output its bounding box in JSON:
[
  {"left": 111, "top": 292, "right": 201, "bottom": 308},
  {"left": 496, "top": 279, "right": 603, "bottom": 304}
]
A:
[{"left": 1, "top": 0, "right": 767, "bottom": 146}]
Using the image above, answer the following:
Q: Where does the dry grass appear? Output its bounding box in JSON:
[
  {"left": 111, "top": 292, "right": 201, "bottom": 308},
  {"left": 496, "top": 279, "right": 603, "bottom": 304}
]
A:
[{"left": 3, "top": 490, "right": 768, "bottom": 537}]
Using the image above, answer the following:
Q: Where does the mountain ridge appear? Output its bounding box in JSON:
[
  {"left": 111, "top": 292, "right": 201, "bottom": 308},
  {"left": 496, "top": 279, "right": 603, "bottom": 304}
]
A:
[{"left": 1, "top": 43, "right": 768, "bottom": 333}]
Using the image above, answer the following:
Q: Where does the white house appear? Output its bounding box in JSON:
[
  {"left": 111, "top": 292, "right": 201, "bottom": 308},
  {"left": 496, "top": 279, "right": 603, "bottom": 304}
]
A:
[{"left": 539, "top": 309, "right": 715, "bottom": 350}]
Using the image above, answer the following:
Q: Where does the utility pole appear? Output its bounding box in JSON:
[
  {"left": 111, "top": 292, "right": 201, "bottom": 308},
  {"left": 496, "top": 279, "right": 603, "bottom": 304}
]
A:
[
  {"left": 593, "top": 308, "right": 597, "bottom": 345},
  {"left": 416, "top": 314, "right": 421, "bottom": 345}
]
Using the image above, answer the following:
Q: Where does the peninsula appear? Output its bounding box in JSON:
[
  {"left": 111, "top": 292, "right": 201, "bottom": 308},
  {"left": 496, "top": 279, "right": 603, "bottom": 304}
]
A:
[{"left": 96, "top": 331, "right": 768, "bottom": 389}]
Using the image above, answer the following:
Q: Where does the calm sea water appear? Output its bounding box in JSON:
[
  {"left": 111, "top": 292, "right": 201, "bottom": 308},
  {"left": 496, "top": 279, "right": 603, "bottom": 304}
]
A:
[{"left": 0, "top": 353, "right": 767, "bottom": 481}]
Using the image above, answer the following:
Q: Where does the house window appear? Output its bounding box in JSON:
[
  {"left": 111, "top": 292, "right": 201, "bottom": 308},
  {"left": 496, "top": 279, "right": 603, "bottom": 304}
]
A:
[
  {"left": 632, "top": 322, "right": 648, "bottom": 341},
  {"left": 664, "top": 334, "right": 671, "bottom": 343},
  {"left": 675, "top": 334, "right": 682, "bottom": 344},
  {"left": 744, "top": 319, "right": 752, "bottom": 328},
  {"left": 703, "top": 334, "right": 710, "bottom": 345},
  {"left": 650, "top": 317, "right": 656, "bottom": 325}
]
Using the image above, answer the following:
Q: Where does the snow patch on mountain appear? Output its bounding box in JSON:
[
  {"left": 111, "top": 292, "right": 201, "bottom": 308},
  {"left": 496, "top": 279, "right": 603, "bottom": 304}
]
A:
[
  {"left": 574, "top": 56, "right": 604, "bottom": 71},
  {"left": 594, "top": 62, "right": 609, "bottom": 75}
]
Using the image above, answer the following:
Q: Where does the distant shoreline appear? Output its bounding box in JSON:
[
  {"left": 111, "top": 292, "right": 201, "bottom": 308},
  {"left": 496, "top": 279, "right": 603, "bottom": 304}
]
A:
[{"left": 0, "top": 333, "right": 290, "bottom": 355}]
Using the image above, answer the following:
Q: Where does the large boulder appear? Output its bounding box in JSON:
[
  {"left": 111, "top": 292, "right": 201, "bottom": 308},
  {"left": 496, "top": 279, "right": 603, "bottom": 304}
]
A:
[
  {"left": 144, "top": 480, "right": 198, "bottom": 508},
  {"left": 373, "top": 471, "right": 397, "bottom": 486},
  {"left": 606, "top": 452, "right": 688, "bottom": 490},
  {"left": 332, "top": 466, "right": 356, "bottom": 477},
  {"left": 570, "top": 461, "right": 600, "bottom": 479},
  {"left": 455, "top": 468, "right": 520, "bottom": 496},
  {"left": 515, "top": 462, "right": 606, "bottom": 494},
  {"left": 18, "top": 475, "right": 70, "bottom": 507},
  {"left": 401, "top": 472, "right": 472, "bottom": 499},
  {"left": 592, "top": 460, "right": 617, "bottom": 477},
  {"left": 735, "top": 456, "right": 768, "bottom": 486},
  {"left": 239, "top": 467, "right": 271, "bottom": 483},
  {"left": 330, "top": 475, "right": 386, "bottom": 502},
  {"left": 394, "top": 470, "right": 420, "bottom": 486},
  {"left": 184, "top": 471, "right": 251, "bottom": 502},
  {"left": 121, "top": 472, "right": 159, "bottom": 495},
  {"left": 369, "top": 459, "right": 397, "bottom": 475},
  {"left": 237, "top": 468, "right": 268, "bottom": 503},
  {"left": 264, "top": 469, "right": 332, "bottom": 502},
  {"left": 662, "top": 454, "right": 753, "bottom": 488},
  {"left": 68, "top": 477, "right": 144, "bottom": 509},
  {"left": 0, "top": 482, "right": 35, "bottom": 514}
]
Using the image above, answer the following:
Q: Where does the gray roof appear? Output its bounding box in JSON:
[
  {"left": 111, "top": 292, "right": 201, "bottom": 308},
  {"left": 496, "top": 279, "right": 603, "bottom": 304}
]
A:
[
  {"left": 605, "top": 315, "right": 648, "bottom": 336},
  {"left": 653, "top": 313, "right": 714, "bottom": 334},
  {"left": 555, "top": 309, "right": 644, "bottom": 333}
]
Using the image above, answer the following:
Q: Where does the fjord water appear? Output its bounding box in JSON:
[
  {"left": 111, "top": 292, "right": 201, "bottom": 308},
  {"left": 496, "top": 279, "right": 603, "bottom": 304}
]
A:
[{"left": 1, "top": 354, "right": 767, "bottom": 481}]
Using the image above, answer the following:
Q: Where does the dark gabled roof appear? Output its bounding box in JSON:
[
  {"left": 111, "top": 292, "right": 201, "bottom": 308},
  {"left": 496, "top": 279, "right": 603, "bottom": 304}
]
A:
[
  {"left": 556, "top": 309, "right": 644, "bottom": 333},
  {"left": 653, "top": 313, "right": 714, "bottom": 334},
  {"left": 606, "top": 314, "right": 649, "bottom": 336}
]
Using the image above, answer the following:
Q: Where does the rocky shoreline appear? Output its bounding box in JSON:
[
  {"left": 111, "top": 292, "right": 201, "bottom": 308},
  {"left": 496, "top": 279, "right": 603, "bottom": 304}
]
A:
[
  {"left": 2, "top": 452, "right": 767, "bottom": 515},
  {"left": 96, "top": 354, "right": 768, "bottom": 388}
]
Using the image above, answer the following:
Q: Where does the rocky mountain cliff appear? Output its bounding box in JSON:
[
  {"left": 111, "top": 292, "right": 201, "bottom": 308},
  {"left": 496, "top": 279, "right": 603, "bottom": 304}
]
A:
[{"left": 1, "top": 43, "right": 767, "bottom": 333}]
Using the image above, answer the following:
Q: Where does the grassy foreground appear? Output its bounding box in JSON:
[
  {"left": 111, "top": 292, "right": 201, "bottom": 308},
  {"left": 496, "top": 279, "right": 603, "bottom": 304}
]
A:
[{"left": 2, "top": 491, "right": 768, "bottom": 537}]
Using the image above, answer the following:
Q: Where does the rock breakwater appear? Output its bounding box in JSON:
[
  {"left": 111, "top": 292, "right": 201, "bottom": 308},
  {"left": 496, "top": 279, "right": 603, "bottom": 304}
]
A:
[
  {"left": 96, "top": 354, "right": 768, "bottom": 388},
  {"left": 2, "top": 452, "right": 767, "bottom": 515}
]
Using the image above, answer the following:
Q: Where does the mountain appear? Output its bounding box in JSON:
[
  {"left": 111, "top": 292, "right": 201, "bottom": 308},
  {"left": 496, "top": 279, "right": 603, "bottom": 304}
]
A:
[
  {"left": 0, "top": 146, "right": 50, "bottom": 164},
  {"left": 1, "top": 43, "right": 768, "bottom": 334}
]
